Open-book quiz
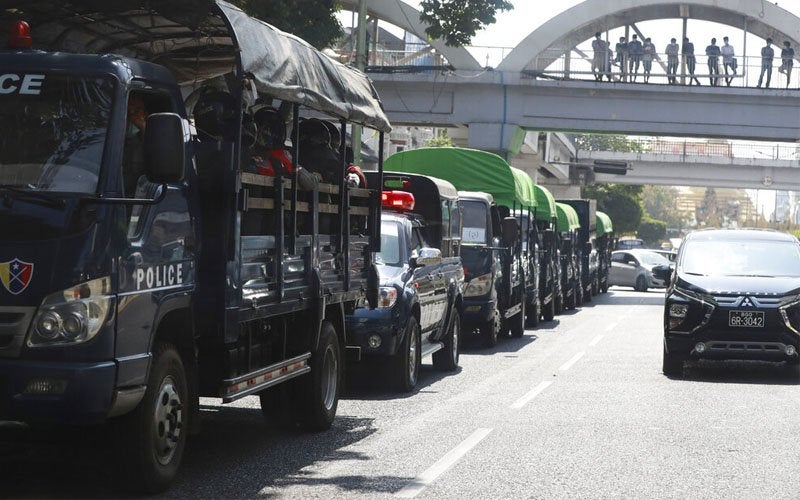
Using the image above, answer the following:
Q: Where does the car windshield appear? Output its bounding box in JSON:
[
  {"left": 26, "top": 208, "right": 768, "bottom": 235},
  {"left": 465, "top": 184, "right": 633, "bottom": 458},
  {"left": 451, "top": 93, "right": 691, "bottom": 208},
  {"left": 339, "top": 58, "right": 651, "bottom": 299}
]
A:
[
  {"left": 461, "top": 200, "right": 489, "bottom": 245},
  {"left": 0, "top": 74, "right": 113, "bottom": 194},
  {"left": 636, "top": 251, "right": 670, "bottom": 266},
  {"left": 680, "top": 239, "right": 800, "bottom": 277},
  {"left": 376, "top": 221, "right": 402, "bottom": 267}
]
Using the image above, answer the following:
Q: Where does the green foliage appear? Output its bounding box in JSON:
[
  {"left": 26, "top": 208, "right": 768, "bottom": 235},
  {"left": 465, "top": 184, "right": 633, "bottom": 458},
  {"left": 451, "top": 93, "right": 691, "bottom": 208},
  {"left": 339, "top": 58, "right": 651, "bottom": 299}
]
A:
[
  {"left": 637, "top": 217, "right": 667, "bottom": 245},
  {"left": 583, "top": 184, "right": 643, "bottom": 234},
  {"left": 230, "top": 0, "right": 343, "bottom": 49},
  {"left": 572, "top": 134, "right": 645, "bottom": 153},
  {"left": 425, "top": 129, "right": 453, "bottom": 147},
  {"left": 641, "top": 185, "right": 686, "bottom": 230},
  {"left": 419, "top": 0, "right": 514, "bottom": 47}
]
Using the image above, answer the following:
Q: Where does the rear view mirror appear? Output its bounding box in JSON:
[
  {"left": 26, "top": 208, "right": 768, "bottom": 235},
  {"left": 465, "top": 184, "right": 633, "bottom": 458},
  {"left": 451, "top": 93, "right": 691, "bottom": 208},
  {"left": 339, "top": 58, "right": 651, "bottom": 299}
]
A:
[
  {"left": 144, "top": 113, "right": 186, "bottom": 184},
  {"left": 501, "top": 217, "right": 519, "bottom": 247}
]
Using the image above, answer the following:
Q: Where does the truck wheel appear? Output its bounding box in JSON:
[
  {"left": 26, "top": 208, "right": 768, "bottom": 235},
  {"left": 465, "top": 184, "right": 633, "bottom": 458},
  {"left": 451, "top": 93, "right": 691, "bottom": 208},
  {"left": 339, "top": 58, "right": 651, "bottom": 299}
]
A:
[
  {"left": 635, "top": 275, "right": 648, "bottom": 292},
  {"left": 576, "top": 284, "right": 584, "bottom": 306},
  {"left": 510, "top": 299, "right": 525, "bottom": 338},
  {"left": 662, "top": 346, "right": 685, "bottom": 378},
  {"left": 565, "top": 287, "right": 576, "bottom": 310},
  {"left": 584, "top": 283, "right": 592, "bottom": 302},
  {"left": 601, "top": 281, "right": 609, "bottom": 294},
  {"left": 542, "top": 296, "right": 555, "bottom": 322},
  {"left": 116, "top": 343, "right": 188, "bottom": 494},
  {"left": 592, "top": 277, "right": 599, "bottom": 296},
  {"left": 433, "top": 310, "right": 460, "bottom": 371},
  {"left": 297, "top": 321, "right": 341, "bottom": 430},
  {"left": 481, "top": 311, "right": 499, "bottom": 348},
  {"left": 394, "top": 316, "right": 421, "bottom": 392},
  {"left": 525, "top": 297, "right": 540, "bottom": 328},
  {"left": 555, "top": 291, "right": 564, "bottom": 314}
]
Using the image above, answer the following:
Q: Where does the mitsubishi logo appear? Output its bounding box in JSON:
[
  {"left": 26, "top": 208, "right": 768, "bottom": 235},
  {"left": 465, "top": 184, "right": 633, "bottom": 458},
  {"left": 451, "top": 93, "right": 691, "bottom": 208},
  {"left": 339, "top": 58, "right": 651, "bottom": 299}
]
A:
[{"left": 740, "top": 297, "right": 755, "bottom": 308}]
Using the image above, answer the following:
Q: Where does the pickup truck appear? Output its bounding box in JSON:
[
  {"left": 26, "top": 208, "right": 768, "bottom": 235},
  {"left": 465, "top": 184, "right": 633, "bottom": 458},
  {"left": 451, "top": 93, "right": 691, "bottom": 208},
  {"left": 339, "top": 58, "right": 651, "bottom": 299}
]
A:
[{"left": 346, "top": 174, "right": 464, "bottom": 391}]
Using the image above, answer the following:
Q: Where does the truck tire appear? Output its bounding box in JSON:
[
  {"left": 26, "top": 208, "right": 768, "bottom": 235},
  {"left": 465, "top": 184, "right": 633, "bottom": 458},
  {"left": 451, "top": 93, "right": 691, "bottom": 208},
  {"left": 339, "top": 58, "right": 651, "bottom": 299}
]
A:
[
  {"left": 635, "top": 275, "right": 648, "bottom": 292},
  {"left": 481, "top": 311, "right": 499, "bottom": 348},
  {"left": 555, "top": 291, "right": 564, "bottom": 314},
  {"left": 116, "top": 343, "right": 188, "bottom": 494},
  {"left": 576, "top": 283, "right": 584, "bottom": 306},
  {"left": 394, "top": 316, "right": 421, "bottom": 392},
  {"left": 592, "top": 277, "right": 599, "bottom": 296},
  {"left": 584, "top": 283, "right": 592, "bottom": 302},
  {"left": 525, "top": 297, "right": 540, "bottom": 328},
  {"left": 565, "top": 287, "right": 576, "bottom": 310},
  {"left": 662, "top": 346, "right": 685, "bottom": 378},
  {"left": 510, "top": 299, "right": 525, "bottom": 338},
  {"left": 297, "top": 321, "right": 341, "bottom": 430},
  {"left": 601, "top": 280, "right": 609, "bottom": 294},
  {"left": 433, "top": 310, "right": 460, "bottom": 371},
  {"left": 542, "top": 296, "right": 555, "bottom": 322}
]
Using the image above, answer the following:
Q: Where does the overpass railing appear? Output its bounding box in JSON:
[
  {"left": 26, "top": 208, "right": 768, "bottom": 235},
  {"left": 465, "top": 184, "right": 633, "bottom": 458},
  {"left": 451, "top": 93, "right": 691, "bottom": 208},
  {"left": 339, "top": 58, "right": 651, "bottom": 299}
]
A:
[
  {"left": 584, "top": 137, "right": 800, "bottom": 162},
  {"left": 528, "top": 48, "right": 797, "bottom": 88}
]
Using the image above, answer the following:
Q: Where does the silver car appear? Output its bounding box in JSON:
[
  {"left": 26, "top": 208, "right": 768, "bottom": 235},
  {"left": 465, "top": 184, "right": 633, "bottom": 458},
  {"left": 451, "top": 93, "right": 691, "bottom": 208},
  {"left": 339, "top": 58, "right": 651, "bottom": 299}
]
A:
[{"left": 609, "top": 249, "right": 672, "bottom": 292}]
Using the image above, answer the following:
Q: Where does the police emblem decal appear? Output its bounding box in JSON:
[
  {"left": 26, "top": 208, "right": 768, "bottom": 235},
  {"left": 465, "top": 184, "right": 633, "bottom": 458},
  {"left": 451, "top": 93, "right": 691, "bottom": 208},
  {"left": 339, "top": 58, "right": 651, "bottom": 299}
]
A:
[{"left": 0, "top": 258, "right": 34, "bottom": 295}]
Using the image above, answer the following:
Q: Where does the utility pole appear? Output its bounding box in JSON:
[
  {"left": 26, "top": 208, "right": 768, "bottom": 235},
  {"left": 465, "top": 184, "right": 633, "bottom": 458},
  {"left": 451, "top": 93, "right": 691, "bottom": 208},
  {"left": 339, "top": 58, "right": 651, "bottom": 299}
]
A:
[{"left": 352, "top": 0, "right": 367, "bottom": 166}]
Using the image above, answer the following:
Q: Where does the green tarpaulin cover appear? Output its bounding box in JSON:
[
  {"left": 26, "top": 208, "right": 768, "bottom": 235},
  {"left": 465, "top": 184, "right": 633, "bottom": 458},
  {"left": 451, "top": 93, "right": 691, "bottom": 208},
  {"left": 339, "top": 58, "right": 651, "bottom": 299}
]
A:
[
  {"left": 533, "top": 185, "right": 557, "bottom": 222},
  {"left": 384, "top": 147, "right": 536, "bottom": 210},
  {"left": 556, "top": 202, "right": 581, "bottom": 232},
  {"left": 596, "top": 211, "right": 613, "bottom": 236}
]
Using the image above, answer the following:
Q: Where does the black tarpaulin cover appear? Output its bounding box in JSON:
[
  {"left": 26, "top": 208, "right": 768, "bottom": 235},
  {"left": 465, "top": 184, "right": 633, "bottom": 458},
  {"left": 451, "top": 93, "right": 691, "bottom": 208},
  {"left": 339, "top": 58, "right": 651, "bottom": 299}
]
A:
[{"left": 0, "top": 0, "right": 391, "bottom": 132}]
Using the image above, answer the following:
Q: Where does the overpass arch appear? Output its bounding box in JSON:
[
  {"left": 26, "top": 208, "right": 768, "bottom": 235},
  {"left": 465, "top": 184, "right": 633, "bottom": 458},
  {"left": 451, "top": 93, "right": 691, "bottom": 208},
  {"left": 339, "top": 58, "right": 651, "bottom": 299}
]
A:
[
  {"left": 338, "top": 0, "right": 481, "bottom": 70},
  {"left": 498, "top": 0, "right": 800, "bottom": 72}
]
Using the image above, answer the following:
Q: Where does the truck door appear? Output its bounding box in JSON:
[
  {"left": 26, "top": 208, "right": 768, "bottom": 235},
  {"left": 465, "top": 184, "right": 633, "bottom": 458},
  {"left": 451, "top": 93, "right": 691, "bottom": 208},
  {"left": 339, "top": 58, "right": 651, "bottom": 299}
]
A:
[
  {"left": 117, "top": 89, "right": 195, "bottom": 362},
  {"left": 409, "top": 228, "right": 444, "bottom": 334}
]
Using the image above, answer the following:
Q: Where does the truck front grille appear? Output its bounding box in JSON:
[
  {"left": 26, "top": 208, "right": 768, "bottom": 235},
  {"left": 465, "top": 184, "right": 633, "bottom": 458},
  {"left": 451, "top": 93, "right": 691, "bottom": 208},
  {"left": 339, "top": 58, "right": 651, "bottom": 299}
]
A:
[{"left": 0, "top": 307, "right": 35, "bottom": 359}]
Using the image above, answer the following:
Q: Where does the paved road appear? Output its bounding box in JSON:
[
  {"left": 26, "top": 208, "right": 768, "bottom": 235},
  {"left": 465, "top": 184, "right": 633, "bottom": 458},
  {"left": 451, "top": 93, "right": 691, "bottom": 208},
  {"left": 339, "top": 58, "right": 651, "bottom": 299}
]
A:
[{"left": 3, "top": 288, "right": 800, "bottom": 498}]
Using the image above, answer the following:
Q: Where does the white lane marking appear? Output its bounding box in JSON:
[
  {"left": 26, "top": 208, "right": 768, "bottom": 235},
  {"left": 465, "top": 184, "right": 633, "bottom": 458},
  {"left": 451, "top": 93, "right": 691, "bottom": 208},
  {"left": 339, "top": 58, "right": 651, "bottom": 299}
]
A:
[
  {"left": 510, "top": 381, "right": 553, "bottom": 409},
  {"left": 395, "top": 428, "right": 493, "bottom": 498},
  {"left": 589, "top": 334, "right": 604, "bottom": 346},
  {"left": 559, "top": 351, "right": 585, "bottom": 372},
  {"left": 604, "top": 322, "right": 618, "bottom": 332}
]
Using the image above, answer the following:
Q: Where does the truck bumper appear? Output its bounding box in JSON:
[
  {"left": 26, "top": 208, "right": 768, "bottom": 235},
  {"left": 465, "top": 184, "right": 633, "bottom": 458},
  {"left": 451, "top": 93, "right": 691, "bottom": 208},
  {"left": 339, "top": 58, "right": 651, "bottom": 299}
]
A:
[
  {"left": 0, "top": 359, "right": 116, "bottom": 425},
  {"left": 462, "top": 297, "right": 497, "bottom": 327},
  {"left": 345, "top": 307, "right": 404, "bottom": 358}
]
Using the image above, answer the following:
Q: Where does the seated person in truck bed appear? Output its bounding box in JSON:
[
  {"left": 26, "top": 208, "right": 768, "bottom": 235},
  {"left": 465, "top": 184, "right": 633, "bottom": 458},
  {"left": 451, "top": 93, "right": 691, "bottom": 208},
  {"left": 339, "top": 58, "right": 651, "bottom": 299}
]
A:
[{"left": 295, "top": 118, "right": 340, "bottom": 184}]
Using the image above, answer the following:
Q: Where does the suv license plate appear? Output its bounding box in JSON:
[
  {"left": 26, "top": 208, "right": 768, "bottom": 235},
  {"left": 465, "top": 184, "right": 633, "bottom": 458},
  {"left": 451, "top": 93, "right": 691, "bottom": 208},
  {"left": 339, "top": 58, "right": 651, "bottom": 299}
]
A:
[{"left": 729, "top": 310, "right": 764, "bottom": 328}]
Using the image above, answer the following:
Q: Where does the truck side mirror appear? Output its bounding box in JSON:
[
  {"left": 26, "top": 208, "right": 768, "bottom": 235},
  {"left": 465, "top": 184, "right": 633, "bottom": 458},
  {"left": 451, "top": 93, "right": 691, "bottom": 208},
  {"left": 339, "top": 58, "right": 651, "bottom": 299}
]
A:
[
  {"left": 144, "top": 113, "right": 186, "bottom": 184},
  {"left": 501, "top": 217, "right": 519, "bottom": 247},
  {"left": 411, "top": 247, "right": 442, "bottom": 268}
]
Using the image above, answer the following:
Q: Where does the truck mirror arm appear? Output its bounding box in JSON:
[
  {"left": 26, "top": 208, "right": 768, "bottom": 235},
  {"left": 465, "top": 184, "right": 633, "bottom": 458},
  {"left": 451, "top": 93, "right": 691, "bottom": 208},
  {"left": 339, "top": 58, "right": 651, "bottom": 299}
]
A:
[{"left": 77, "top": 183, "right": 169, "bottom": 206}]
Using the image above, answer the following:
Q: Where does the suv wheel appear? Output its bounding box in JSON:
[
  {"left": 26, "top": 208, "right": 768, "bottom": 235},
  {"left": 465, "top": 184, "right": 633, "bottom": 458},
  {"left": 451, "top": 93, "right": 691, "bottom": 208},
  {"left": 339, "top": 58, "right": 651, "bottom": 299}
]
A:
[
  {"left": 635, "top": 275, "right": 648, "bottom": 292},
  {"left": 433, "top": 310, "right": 460, "bottom": 371},
  {"left": 662, "top": 345, "right": 685, "bottom": 377}
]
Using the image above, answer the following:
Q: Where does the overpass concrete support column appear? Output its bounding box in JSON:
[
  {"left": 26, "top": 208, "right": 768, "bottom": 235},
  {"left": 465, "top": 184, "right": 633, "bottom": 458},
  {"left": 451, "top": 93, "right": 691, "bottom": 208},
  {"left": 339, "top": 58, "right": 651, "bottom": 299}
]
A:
[{"left": 467, "top": 123, "right": 526, "bottom": 155}]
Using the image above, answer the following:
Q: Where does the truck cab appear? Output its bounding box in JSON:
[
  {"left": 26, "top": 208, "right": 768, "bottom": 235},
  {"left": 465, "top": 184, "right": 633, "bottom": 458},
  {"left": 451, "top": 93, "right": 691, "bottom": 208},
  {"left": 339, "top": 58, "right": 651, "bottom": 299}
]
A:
[
  {"left": 346, "top": 173, "right": 464, "bottom": 392},
  {"left": 556, "top": 202, "right": 582, "bottom": 310}
]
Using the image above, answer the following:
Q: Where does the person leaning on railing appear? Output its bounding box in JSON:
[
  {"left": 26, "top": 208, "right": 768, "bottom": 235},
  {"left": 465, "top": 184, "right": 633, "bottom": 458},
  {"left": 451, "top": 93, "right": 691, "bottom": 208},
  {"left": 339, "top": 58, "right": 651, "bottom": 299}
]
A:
[
  {"left": 682, "top": 37, "right": 701, "bottom": 86},
  {"left": 779, "top": 41, "right": 794, "bottom": 88},
  {"left": 665, "top": 38, "right": 679, "bottom": 84},
  {"left": 721, "top": 36, "right": 736, "bottom": 87}
]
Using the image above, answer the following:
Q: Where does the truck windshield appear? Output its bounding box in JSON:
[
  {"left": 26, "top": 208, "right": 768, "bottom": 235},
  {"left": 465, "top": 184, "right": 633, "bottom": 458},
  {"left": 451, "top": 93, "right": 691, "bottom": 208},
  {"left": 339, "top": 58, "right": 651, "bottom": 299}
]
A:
[
  {"left": 376, "top": 221, "right": 402, "bottom": 267},
  {"left": 0, "top": 74, "right": 113, "bottom": 194},
  {"left": 461, "top": 200, "right": 489, "bottom": 245}
]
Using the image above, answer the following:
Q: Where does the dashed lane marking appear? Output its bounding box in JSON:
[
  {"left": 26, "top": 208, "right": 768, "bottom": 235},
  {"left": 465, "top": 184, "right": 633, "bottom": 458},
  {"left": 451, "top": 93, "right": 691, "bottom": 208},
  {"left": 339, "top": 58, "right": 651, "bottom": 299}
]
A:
[
  {"left": 589, "top": 334, "right": 604, "bottom": 346},
  {"left": 559, "top": 351, "right": 585, "bottom": 372},
  {"left": 510, "top": 381, "right": 554, "bottom": 409},
  {"left": 395, "top": 428, "right": 493, "bottom": 498},
  {"left": 604, "top": 322, "right": 618, "bottom": 332}
]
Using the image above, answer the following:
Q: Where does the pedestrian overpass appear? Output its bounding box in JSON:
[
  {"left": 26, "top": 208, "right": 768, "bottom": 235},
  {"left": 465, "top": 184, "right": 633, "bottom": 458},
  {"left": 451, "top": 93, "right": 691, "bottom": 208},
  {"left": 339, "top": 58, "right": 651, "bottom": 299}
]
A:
[{"left": 341, "top": 0, "right": 800, "bottom": 190}]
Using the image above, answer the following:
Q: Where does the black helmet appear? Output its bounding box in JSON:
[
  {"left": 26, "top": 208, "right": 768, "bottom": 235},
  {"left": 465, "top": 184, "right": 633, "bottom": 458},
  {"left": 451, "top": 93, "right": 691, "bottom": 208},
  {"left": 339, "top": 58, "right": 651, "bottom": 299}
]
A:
[
  {"left": 253, "top": 107, "right": 286, "bottom": 148},
  {"left": 298, "top": 118, "right": 330, "bottom": 147},
  {"left": 322, "top": 121, "right": 341, "bottom": 151},
  {"left": 193, "top": 90, "right": 236, "bottom": 141}
]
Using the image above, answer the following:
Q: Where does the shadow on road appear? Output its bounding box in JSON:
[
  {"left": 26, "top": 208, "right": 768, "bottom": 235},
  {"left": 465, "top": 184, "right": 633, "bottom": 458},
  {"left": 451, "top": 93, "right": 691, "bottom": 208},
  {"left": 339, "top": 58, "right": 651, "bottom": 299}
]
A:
[{"left": 680, "top": 359, "right": 800, "bottom": 386}]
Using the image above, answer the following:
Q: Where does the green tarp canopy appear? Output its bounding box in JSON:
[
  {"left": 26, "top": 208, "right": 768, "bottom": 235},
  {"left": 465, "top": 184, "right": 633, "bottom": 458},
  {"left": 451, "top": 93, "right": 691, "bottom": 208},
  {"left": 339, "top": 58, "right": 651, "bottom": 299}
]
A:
[
  {"left": 556, "top": 202, "right": 581, "bottom": 232},
  {"left": 384, "top": 147, "right": 536, "bottom": 210},
  {"left": 596, "top": 211, "right": 613, "bottom": 236},
  {"left": 533, "top": 185, "right": 557, "bottom": 222}
]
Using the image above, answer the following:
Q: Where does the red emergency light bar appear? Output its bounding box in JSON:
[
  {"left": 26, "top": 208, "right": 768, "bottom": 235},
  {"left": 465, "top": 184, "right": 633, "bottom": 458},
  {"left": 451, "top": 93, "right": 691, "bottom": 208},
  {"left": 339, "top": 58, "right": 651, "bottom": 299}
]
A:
[
  {"left": 7, "top": 20, "right": 32, "bottom": 49},
  {"left": 381, "top": 190, "right": 415, "bottom": 212}
]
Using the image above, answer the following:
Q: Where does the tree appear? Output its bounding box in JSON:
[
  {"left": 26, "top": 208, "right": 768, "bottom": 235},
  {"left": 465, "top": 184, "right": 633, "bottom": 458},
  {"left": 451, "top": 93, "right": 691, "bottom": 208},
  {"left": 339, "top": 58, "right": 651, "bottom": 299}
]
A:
[
  {"left": 641, "top": 185, "right": 686, "bottom": 231},
  {"left": 230, "top": 0, "right": 343, "bottom": 49},
  {"left": 582, "top": 184, "right": 643, "bottom": 234},
  {"left": 637, "top": 217, "right": 667, "bottom": 245},
  {"left": 425, "top": 129, "right": 453, "bottom": 147},
  {"left": 419, "top": 0, "right": 514, "bottom": 47}
]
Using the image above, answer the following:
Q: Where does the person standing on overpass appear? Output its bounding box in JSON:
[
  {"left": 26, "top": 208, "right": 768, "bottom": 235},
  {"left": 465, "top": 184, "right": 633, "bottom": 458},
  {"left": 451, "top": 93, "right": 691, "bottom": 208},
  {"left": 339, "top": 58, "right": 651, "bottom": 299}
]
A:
[
  {"left": 591, "top": 32, "right": 609, "bottom": 81},
  {"left": 642, "top": 37, "right": 656, "bottom": 83},
  {"left": 779, "top": 41, "right": 794, "bottom": 88},
  {"left": 628, "top": 34, "right": 643, "bottom": 82},
  {"left": 705, "top": 38, "right": 721, "bottom": 86},
  {"left": 721, "top": 37, "right": 736, "bottom": 86},
  {"left": 758, "top": 38, "right": 775, "bottom": 88},
  {"left": 665, "top": 37, "right": 679, "bottom": 84},
  {"left": 682, "top": 37, "right": 701, "bottom": 85},
  {"left": 615, "top": 36, "right": 628, "bottom": 81}
]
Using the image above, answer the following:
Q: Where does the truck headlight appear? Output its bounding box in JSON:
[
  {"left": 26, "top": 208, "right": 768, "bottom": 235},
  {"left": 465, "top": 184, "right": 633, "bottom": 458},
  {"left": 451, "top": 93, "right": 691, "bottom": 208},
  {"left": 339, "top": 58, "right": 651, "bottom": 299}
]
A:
[
  {"left": 465, "top": 273, "right": 494, "bottom": 297},
  {"left": 28, "top": 277, "right": 113, "bottom": 347},
  {"left": 378, "top": 286, "right": 398, "bottom": 308}
]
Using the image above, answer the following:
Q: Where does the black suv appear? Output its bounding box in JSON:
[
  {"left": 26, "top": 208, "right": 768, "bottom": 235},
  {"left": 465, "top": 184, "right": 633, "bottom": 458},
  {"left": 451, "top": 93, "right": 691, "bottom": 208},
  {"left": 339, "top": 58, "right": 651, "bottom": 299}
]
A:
[{"left": 662, "top": 229, "right": 800, "bottom": 377}]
